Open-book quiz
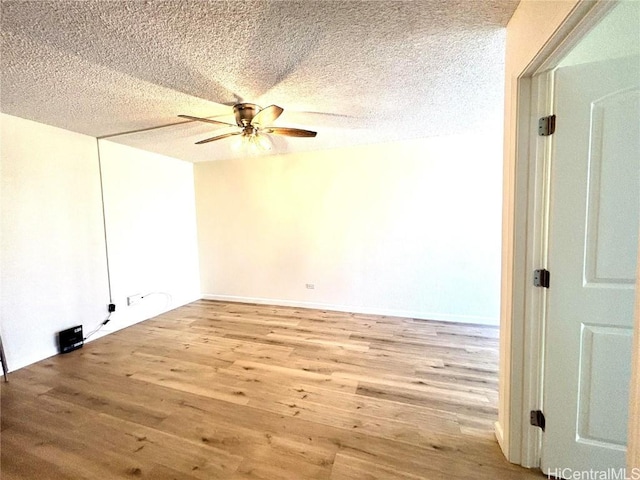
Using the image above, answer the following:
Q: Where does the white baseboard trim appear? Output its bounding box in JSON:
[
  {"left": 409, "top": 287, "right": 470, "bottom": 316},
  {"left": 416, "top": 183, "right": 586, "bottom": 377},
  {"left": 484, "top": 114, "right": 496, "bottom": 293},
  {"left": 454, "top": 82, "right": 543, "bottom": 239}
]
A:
[
  {"left": 7, "top": 293, "right": 204, "bottom": 373},
  {"left": 8, "top": 348, "right": 60, "bottom": 373},
  {"left": 495, "top": 421, "right": 506, "bottom": 455},
  {"left": 88, "top": 292, "right": 203, "bottom": 341},
  {"left": 201, "top": 294, "right": 498, "bottom": 326}
]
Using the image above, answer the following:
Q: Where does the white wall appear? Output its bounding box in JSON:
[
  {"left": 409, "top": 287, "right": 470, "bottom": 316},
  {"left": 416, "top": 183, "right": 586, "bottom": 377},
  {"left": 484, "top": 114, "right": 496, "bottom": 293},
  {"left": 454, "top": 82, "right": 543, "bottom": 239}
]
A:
[
  {"left": 98, "top": 140, "right": 201, "bottom": 332},
  {"left": 0, "top": 114, "right": 201, "bottom": 371},
  {"left": 195, "top": 133, "right": 503, "bottom": 325},
  {"left": 0, "top": 114, "right": 108, "bottom": 370},
  {"left": 559, "top": 0, "right": 640, "bottom": 68}
]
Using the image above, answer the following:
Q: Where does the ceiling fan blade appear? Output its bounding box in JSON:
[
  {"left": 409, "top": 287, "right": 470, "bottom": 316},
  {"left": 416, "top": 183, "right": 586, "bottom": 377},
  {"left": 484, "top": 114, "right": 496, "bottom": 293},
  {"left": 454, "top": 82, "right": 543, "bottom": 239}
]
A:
[
  {"left": 178, "top": 114, "right": 236, "bottom": 127},
  {"left": 264, "top": 127, "right": 317, "bottom": 138},
  {"left": 195, "top": 131, "right": 242, "bottom": 145},
  {"left": 252, "top": 105, "right": 284, "bottom": 126}
]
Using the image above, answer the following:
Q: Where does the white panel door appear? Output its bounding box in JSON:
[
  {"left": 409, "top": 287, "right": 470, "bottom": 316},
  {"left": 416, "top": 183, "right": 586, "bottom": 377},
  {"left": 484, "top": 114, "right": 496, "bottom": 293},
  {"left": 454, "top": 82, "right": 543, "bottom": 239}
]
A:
[{"left": 540, "top": 53, "right": 640, "bottom": 475}]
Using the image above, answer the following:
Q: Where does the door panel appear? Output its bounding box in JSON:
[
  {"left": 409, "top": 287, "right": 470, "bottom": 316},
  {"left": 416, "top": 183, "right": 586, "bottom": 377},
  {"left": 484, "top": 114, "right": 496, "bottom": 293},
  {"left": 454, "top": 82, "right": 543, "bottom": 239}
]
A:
[
  {"left": 577, "top": 324, "right": 632, "bottom": 447},
  {"left": 540, "top": 53, "right": 639, "bottom": 474},
  {"left": 585, "top": 88, "right": 640, "bottom": 285}
]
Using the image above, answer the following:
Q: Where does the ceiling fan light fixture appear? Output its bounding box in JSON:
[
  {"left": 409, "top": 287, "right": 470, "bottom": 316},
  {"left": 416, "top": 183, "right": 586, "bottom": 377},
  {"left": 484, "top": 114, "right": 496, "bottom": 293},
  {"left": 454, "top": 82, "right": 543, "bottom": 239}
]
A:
[
  {"left": 242, "top": 131, "right": 272, "bottom": 152},
  {"left": 231, "top": 128, "right": 272, "bottom": 153}
]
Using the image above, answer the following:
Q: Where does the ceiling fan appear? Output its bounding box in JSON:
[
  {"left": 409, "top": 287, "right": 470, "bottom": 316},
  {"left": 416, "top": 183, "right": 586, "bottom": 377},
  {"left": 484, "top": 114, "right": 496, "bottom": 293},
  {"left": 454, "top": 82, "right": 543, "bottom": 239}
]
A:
[{"left": 178, "top": 103, "right": 317, "bottom": 146}]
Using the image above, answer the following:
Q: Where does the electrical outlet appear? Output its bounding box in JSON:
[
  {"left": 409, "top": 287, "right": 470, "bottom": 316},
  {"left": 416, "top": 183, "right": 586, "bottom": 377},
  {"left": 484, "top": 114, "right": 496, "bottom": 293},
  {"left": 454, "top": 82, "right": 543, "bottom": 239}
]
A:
[
  {"left": 305, "top": 284, "right": 315, "bottom": 289},
  {"left": 127, "top": 294, "right": 143, "bottom": 306}
]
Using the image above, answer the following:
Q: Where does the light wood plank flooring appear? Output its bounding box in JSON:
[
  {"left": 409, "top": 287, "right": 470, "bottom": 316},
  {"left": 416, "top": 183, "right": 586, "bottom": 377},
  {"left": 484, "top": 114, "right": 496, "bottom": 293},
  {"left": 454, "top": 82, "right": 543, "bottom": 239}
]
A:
[{"left": 1, "top": 300, "right": 544, "bottom": 479}]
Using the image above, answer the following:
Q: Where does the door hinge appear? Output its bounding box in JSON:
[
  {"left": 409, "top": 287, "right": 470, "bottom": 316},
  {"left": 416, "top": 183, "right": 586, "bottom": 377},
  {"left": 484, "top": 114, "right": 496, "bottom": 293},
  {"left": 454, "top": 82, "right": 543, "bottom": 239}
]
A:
[
  {"left": 530, "top": 410, "right": 546, "bottom": 431},
  {"left": 538, "top": 114, "right": 556, "bottom": 136},
  {"left": 533, "top": 269, "right": 550, "bottom": 288}
]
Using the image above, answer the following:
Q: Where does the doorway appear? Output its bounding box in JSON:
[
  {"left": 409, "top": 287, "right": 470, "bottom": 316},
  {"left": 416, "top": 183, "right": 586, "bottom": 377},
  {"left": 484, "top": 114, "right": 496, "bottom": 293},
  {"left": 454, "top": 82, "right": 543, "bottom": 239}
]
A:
[
  {"left": 539, "top": 8, "right": 640, "bottom": 472},
  {"left": 506, "top": 0, "right": 640, "bottom": 473}
]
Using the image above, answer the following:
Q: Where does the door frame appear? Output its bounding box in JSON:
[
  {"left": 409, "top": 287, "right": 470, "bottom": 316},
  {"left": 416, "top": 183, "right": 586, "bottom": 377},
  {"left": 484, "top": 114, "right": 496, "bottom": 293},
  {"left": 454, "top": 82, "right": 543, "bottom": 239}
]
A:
[{"left": 501, "top": 0, "right": 640, "bottom": 468}]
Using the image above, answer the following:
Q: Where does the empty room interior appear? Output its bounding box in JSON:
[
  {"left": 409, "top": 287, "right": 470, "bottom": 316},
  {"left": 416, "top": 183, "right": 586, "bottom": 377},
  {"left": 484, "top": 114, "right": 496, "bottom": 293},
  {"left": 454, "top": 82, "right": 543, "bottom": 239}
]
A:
[{"left": 2, "top": 1, "right": 639, "bottom": 479}]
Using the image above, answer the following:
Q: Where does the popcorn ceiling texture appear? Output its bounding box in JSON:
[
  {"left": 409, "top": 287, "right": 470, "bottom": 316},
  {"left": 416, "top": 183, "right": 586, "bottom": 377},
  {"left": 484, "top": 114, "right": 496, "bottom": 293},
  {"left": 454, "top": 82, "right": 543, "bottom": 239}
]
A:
[{"left": 0, "top": 0, "right": 519, "bottom": 162}]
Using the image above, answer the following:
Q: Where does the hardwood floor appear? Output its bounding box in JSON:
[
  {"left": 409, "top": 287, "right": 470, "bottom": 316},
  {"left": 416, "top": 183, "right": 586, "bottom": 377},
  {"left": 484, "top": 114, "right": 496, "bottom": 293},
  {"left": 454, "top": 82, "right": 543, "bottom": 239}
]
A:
[{"left": 1, "top": 300, "right": 544, "bottom": 479}]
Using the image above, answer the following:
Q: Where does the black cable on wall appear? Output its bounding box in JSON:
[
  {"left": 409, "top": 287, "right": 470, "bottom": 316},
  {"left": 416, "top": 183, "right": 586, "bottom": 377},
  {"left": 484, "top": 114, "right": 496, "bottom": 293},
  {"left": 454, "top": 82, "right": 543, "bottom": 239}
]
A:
[{"left": 96, "top": 137, "right": 114, "bottom": 304}]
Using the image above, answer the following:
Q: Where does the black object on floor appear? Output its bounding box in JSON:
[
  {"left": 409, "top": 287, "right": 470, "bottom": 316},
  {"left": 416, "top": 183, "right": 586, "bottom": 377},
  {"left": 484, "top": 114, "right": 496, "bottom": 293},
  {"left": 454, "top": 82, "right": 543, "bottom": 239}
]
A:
[{"left": 58, "top": 325, "right": 84, "bottom": 354}]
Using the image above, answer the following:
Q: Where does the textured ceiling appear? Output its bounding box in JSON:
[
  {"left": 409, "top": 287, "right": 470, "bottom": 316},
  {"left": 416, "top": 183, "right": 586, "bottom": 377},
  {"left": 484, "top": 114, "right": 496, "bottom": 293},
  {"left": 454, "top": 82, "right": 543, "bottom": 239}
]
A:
[{"left": 1, "top": 0, "right": 519, "bottom": 162}]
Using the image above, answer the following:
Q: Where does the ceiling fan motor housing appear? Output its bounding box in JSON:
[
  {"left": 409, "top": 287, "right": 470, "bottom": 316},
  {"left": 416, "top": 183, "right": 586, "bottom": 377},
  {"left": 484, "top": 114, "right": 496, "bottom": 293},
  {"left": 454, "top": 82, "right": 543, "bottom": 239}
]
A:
[{"left": 233, "top": 103, "right": 261, "bottom": 127}]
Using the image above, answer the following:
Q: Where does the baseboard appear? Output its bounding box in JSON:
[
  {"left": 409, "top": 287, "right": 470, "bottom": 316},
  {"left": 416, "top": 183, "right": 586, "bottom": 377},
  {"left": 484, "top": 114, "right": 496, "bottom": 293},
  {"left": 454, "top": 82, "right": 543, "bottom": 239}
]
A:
[
  {"left": 86, "top": 292, "right": 203, "bottom": 343},
  {"left": 8, "top": 348, "right": 60, "bottom": 373},
  {"left": 7, "top": 293, "right": 204, "bottom": 373},
  {"left": 201, "top": 294, "right": 498, "bottom": 326},
  {"left": 495, "top": 421, "right": 506, "bottom": 455}
]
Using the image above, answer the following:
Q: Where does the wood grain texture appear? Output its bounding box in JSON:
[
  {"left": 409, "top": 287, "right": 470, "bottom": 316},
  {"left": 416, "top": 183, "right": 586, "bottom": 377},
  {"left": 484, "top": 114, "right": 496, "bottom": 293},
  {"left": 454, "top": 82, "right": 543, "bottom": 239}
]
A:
[{"left": 1, "top": 300, "right": 544, "bottom": 479}]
